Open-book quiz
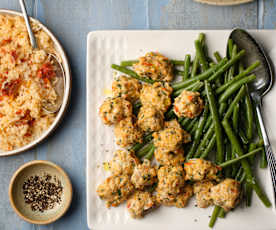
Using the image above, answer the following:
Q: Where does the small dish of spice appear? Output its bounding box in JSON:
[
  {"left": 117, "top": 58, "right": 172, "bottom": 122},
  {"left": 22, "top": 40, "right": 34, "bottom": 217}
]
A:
[{"left": 9, "top": 160, "right": 72, "bottom": 225}]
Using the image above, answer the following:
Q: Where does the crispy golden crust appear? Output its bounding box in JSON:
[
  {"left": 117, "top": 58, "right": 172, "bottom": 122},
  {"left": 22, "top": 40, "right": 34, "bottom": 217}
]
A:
[
  {"left": 138, "top": 105, "right": 164, "bottom": 132},
  {"left": 193, "top": 180, "right": 215, "bottom": 208},
  {"left": 153, "top": 120, "right": 191, "bottom": 152},
  {"left": 112, "top": 75, "right": 141, "bottom": 102},
  {"left": 97, "top": 174, "right": 134, "bottom": 208},
  {"left": 140, "top": 82, "right": 172, "bottom": 113},
  {"left": 114, "top": 116, "right": 143, "bottom": 147},
  {"left": 174, "top": 90, "right": 204, "bottom": 119},
  {"left": 211, "top": 178, "right": 241, "bottom": 212},
  {"left": 127, "top": 191, "right": 157, "bottom": 218},
  {"left": 154, "top": 147, "right": 185, "bottom": 166},
  {"left": 99, "top": 97, "right": 132, "bottom": 125},
  {"left": 174, "top": 184, "right": 194, "bottom": 208},
  {"left": 131, "top": 159, "right": 157, "bottom": 189},
  {"left": 133, "top": 52, "right": 174, "bottom": 82},
  {"left": 184, "top": 158, "right": 220, "bottom": 181},
  {"left": 156, "top": 165, "right": 185, "bottom": 205},
  {"left": 107, "top": 149, "right": 140, "bottom": 175}
]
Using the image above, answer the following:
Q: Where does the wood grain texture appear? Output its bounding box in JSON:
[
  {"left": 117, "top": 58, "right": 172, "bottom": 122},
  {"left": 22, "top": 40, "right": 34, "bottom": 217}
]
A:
[
  {"left": 0, "top": 0, "right": 275, "bottom": 229},
  {"left": 260, "top": 0, "right": 276, "bottom": 29},
  {"left": 149, "top": 0, "right": 258, "bottom": 29}
]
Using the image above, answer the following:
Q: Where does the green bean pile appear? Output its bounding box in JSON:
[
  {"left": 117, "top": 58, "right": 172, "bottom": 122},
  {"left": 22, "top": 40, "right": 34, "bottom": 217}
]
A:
[{"left": 111, "top": 33, "right": 270, "bottom": 228}]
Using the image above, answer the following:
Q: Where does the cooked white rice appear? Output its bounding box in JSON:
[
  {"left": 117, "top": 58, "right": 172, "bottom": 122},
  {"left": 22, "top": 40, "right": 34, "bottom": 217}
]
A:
[{"left": 0, "top": 15, "right": 59, "bottom": 151}]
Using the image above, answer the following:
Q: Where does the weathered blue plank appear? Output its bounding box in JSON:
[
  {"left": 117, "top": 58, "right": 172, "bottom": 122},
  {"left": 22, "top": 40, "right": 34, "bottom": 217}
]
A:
[
  {"left": 88, "top": 0, "right": 149, "bottom": 29},
  {"left": 261, "top": 0, "right": 276, "bottom": 29},
  {"left": 149, "top": 0, "right": 258, "bottom": 29},
  {"left": 0, "top": 1, "right": 20, "bottom": 11}
]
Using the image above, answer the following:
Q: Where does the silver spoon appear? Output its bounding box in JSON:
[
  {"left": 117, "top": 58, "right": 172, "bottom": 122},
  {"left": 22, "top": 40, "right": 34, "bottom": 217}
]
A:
[
  {"left": 19, "top": 0, "right": 65, "bottom": 114},
  {"left": 229, "top": 28, "right": 276, "bottom": 203}
]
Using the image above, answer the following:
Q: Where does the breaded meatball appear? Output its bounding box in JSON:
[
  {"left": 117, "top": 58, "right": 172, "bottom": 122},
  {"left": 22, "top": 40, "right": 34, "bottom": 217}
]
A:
[
  {"left": 156, "top": 165, "right": 185, "bottom": 205},
  {"left": 211, "top": 178, "right": 240, "bottom": 212},
  {"left": 193, "top": 180, "right": 215, "bottom": 208},
  {"left": 153, "top": 120, "right": 191, "bottom": 152},
  {"left": 97, "top": 174, "right": 134, "bottom": 208},
  {"left": 184, "top": 158, "right": 220, "bottom": 181},
  {"left": 174, "top": 90, "right": 204, "bottom": 118},
  {"left": 154, "top": 147, "right": 185, "bottom": 166},
  {"left": 165, "top": 119, "right": 191, "bottom": 144},
  {"left": 127, "top": 191, "right": 157, "bottom": 218},
  {"left": 140, "top": 82, "right": 172, "bottom": 113},
  {"left": 174, "top": 184, "right": 194, "bottom": 208},
  {"left": 112, "top": 75, "right": 141, "bottom": 102},
  {"left": 157, "top": 165, "right": 186, "bottom": 193},
  {"left": 107, "top": 149, "right": 139, "bottom": 175},
  {"left": 114, "top": 116, "right": 143, "bottom": 147},
  {"left": 131, "top": 159, "right": 157, "bottom": 189},
  {"left": 99, "top": 97, "right": 132, "bottom": 125},
  {"left": 133, "top": 52, "right": 174, "bottom": 82},
  {"left": 138, "top": 106, "right": 164, "bottom": 132},
  {"left": 156, "top": 189, "right": 176, "bottom": 206}
]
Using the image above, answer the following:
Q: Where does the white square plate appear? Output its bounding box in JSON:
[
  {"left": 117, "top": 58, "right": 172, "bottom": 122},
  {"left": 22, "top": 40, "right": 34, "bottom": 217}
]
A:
[{"left": 87, "top": 30, "right": 276, "bottom": 230}]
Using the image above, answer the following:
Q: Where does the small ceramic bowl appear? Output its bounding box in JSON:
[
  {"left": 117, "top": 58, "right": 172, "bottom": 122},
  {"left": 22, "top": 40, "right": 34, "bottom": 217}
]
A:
[{"left": 9, "top": 160, "right": 73, "bottom": 225}]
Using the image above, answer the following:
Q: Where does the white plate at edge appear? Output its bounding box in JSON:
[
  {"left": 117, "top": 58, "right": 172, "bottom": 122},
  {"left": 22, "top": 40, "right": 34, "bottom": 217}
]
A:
[{"left": 86, "top": 30, "right": 276, "bottom": 230}]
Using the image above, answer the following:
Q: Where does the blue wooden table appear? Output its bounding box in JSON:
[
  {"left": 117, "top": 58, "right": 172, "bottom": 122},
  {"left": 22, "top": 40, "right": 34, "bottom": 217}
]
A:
[{"left": 0, "top": 0, "right": 275, "bottom": 229}]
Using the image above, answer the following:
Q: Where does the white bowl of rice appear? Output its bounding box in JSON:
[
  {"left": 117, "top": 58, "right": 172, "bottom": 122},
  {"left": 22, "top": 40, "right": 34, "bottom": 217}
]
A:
[{"left": 0, "top": 9, "right": 71, "bottom": 156}]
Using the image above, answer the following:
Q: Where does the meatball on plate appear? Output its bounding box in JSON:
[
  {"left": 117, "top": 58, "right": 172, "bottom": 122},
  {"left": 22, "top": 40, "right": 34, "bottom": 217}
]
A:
[
  {"left": 174, "top": 90, "right": 204, "bottom": 118},
  {"left": 133, "top": 52, "right": 174, "bottom": 82}
]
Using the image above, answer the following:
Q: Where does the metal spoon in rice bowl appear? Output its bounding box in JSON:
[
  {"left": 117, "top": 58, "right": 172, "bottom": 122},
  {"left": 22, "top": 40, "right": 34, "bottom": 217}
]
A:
[{"left": 19, "top": 0, "right": 65, "bottom": 114}]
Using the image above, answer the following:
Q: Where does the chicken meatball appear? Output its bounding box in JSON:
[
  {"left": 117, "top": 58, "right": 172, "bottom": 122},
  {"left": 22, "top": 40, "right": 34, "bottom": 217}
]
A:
[
  {"left": 153, "top": 120, "right": 191, "bottom": 152},
  {"left": 133, "top": 52, "right": 174, "bottom": 82},
  {"left": 112, "top": 75, "right": 141, "bottom": 102},
  {"left": 127, "top": 191, "right": 157, "bottom": 218},
  {"left": 131, "top": 159, "right": 157, "bottom": 189},
  {"left": 138, "top": 105, "right": 164, "bottom": 132},
  {"left": 154, "top": 147, "right": 185, "bottom": 166},
  {"left": 140, "top": 82, "right": 172, "bottom": 113},
  {"left": 114, "top": 116, "right": 143, "bottom": 147},
  {"left": 97, "top": 174, "right": 134, "bottom": 208},
  {"left": 184, "top": 158, "right": 220, "bottom": 181},
  {"left": 211, "top": 178, "right": 240, "bottom": 212},
  {"left": 156, "top": 165, "right": 185, "bottom": 205},
  {"left": 174, "top": 90, "right": 204, "bottom": 118},
  {"left": 174, "top": 184, "right": 194, "bottom": 208},
  {"left": 193, "top": 180, "right": 215, "bottom": 208},
  {"left": 99, "top": 97, "right": 132, "bottom": 125},
  {"left": 107, "top": 150, "right": 139, "bottom": 175}
]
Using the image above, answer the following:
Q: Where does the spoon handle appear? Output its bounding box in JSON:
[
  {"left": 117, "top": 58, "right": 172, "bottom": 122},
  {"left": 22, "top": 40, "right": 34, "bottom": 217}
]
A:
[
  {"left": 19, "top": 0, "right": 38, "bottom": 49},
  {"left": 256, "top": 104, "right": 276, "bottom": 204}
]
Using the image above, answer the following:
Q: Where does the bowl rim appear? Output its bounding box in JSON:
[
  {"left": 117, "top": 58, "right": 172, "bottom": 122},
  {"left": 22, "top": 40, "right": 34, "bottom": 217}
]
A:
[
  {"left": 9, "top": 160, "right": 73, "bottom": 225},
  {"left": 194, "top": 0, "right": 253, "bottom": 6},
  {"left": 0, "top": 9, "right": 72, "bottom": 157}
]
